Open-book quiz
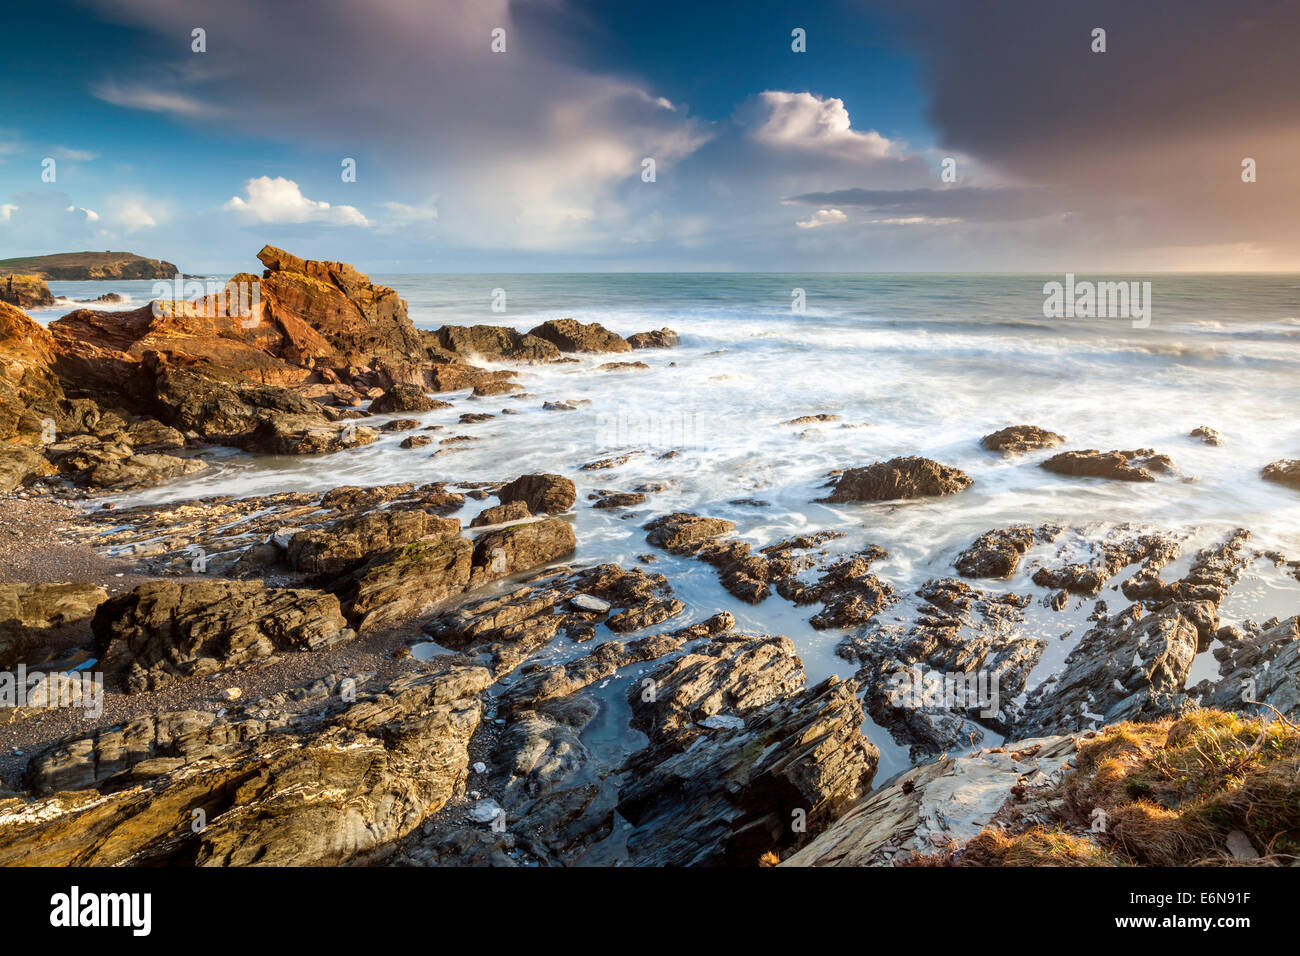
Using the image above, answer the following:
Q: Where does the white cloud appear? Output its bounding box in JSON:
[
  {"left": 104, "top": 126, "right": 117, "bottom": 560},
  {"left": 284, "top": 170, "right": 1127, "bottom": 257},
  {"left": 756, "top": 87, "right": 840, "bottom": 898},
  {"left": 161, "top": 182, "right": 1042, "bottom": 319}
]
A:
[
  {"left": 795, "top": 208, "right": 848, "bottom": 229},
  {"left": 0, "top": 204, "right": 16, "bottom": 221},
  {"left": 381, "top": 199, "right": 439, "bottom": 222},
  {"left": 744, "top": 92, "right": 899, "bottom": 160},
  {"left": 52, "top": 147, "right": 98, "bottom": 161},
  {"left": 870, "top": 216, "right": 961, "bottom": 226},
  {"left": 224, "top": 176, "right": 369, "bottom": 227},
  {"left": 92, "top": 81, "right": 223, "bottom": 118},
  {"left": 65, "top": 204, "right": 100, "bottom": 222}
]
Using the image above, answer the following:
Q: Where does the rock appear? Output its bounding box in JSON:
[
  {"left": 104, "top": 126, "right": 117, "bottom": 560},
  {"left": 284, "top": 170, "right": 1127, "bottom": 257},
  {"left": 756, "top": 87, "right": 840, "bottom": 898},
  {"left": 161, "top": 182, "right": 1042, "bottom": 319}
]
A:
[
  {"left": 288, "top": 508, "right": 460, "bottom": 578},
  {"left": 1262, "top": 459, "right": 1300, "bottom": 490},
  {"left": 337, "top": 533, "right": 474, "bottom": 632},
  {"left": 470, "top": 380, "right": 525, "bottom": 397},
  {"left": 1190, "top": 426, "right": 1224, "bottom": 446},
  {"left": 468, "top": 798, "right": 504, "bottom": 824},
  {"left": 527, "top": 318, "right": 632, "bottom": 354},
  {"left": 627, "top": 328, "right": 679, "bottom": 349},
  {"left": 469, "top": 500, "right": 531, "bottom": 528},
  {"left": 93, "top": 580, "right": 355, "bottom": 692},
  {"left": 782, "top": 735, "right": 1079, "bottom": 867},
  {"left": 597, "top": 361, "right": 649, "bottom": 372},
  {"left": 0, "top": 445, "right": 54, "bottom": 492},
  {"left": 0, "top": 583, "right": 108, "bottom": 669},
  {"left": 1016, "top": 603, "right": 1200, "bottom": 736},
  {"left": 980, "top": 425, "right": 1065, "bottom": 454},
  {"left": 1042, "top": 448, "right": 1174, "bottom": 482},
  {"left": 468, "top": 518, "right": 577, "bottom": 588},
  {"left": 839, "top": 579, "right": 1042, "bottom": 758},
  {"left": 619, "top": 670, "right": 877, "bottom": 866},
  {"left": 503, "top": 633, "right": 686, "bottom": 712},
  {"left": 955, "top": 525, "right": 1061, "bottom": 579},
  {"left": 380, "top": 418, "right": 420, "bottom": 432},
  {"left": 400, "top": 435, "right": 432, "bottom": 449},
  {"left": 1033, "top": 527, "right": 1181, "bottom": 597},
  {"left": 0, "top": 665, "right": 489, "bottom": 865},
  {"left": 607, "top": 598, "right": 684, "bottom": 633},
  {"left": 369, "top": 384, "right": 446, "bottom": 413},
  {"left": 570, "top": 593, "right": 611, "bottom": 613},
  {"left": 781, "top": 414, "right": 840, "bottom": 426},
  {"left": 432, "top": 325, "right": 561, "bottom": 363},
  {"left": 822, "top": 456, "right": 973, "bottom": 503},
  {"left": 592, "top": 491, "right": 646, "bottom": 509},
  {"left": 643, "top": 512, "right": 734, "bottom": 554},
  {"left": 0, "top": 274, "right": 54, "bottom": 308},
  {"left": 497, "top": 473, "right": 576, "bottom": 514},
  {"left": 1195, "top": 616, "right": 1300, "bottom": 719}
]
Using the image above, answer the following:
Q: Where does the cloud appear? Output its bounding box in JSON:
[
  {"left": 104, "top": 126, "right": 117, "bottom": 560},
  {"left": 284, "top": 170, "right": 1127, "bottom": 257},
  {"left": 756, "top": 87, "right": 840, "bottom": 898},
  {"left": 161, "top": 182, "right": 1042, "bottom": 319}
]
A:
[
  {"left": 786, "top": 187, "right": 1059, "bottom": 223},
  {"left": 65, "top": 204, "right": 100, "bottom": 222},
  {"left": 795, "top": 208, "right": 848, "bottom": 229},
  {"left": 0, "top": 204, "right": 15, "bottom": 222},
  {"left": 92, "top": 80, "right": 223, "bottom": 118},
  {"left": 741, "top": 92, "right": 899, "bottom": 161},
  {"left": 224, "top": 177, "right": 369, "bottom": 227},
  {"left": 51, "top": 147, "right": 98, "bottom": 162}
]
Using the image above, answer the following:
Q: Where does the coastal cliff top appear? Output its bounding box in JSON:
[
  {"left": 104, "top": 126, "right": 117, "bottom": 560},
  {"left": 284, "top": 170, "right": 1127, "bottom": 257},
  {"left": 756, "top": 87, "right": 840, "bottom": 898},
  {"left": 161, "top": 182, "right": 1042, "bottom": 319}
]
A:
[{"left": 0, "top": 250, "right": 179, "bottom": 280}]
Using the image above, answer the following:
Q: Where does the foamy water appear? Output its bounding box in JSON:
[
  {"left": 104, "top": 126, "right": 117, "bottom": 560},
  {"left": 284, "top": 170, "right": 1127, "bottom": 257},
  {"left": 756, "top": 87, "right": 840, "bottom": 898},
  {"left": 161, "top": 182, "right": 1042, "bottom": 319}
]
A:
[{"left": 35, "top": 273, "right": 1300, "bottom": 775}]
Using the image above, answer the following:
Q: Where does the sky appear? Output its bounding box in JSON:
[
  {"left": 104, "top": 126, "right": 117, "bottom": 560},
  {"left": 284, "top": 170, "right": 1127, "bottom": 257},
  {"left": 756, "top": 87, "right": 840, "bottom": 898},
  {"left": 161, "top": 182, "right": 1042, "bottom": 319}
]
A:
[{"left": 0, "top": 0, "right": 1297, "bottom": 274}]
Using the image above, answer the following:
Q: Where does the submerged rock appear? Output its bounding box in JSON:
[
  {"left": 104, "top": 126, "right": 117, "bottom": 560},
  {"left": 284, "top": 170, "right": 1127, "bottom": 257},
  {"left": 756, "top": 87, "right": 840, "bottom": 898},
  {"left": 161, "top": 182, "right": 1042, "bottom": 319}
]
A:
[
  {"left": 955, "top": 525, "right": 1062, "bottom": 579},
  {"left": 497, "top": 473, "right": 576, "bottom": 514},
  {"left": 1262, "top": 458, "right": 1300, "bottom": 490}
]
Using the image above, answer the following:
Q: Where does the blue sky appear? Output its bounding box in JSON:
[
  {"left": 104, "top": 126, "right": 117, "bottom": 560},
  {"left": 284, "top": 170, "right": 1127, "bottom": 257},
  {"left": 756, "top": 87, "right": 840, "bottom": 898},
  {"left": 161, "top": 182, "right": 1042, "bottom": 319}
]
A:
[{"left": 1, "top": 0, "right": 1297, "bottom": 274}]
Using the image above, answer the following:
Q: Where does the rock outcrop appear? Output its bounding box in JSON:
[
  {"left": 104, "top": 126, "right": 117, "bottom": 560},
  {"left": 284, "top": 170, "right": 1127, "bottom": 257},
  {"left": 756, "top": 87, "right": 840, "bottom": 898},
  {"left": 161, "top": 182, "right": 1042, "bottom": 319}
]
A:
[
  {"left": 0, "top": 582, "right": 107, "bottom": 668},
  {"left": 497, "top": 473, "right": 576, "bottom": 514},
  {"left": 0, "top": 273, "right": 54, "bottom": 308},
  {"left": 527, "top": 318, "right": 631, "bottom": 354},
  {"left": 980, "top": 425, "right": 1065, "bottom": 454},
  {"left": 93, "top": 581, "right": 354, "bottom": 692},
  {"left": 1262, "top": 459, "right": 1300, "bottom": 490},
  {"left": 1042, "top": 448, "right": 1174, "bottom": 482}
]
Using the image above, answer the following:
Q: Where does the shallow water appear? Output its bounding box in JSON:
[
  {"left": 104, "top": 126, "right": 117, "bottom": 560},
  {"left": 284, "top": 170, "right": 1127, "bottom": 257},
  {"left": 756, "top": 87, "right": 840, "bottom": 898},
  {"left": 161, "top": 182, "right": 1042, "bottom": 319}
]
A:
[{"left": 32, "top": 273, "right": 1300, "bottom": 774}]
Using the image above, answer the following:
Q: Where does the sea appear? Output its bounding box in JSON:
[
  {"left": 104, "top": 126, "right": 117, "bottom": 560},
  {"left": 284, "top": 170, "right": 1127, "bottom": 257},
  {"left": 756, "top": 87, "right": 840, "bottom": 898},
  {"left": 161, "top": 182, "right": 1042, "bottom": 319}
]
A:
[{"left": 27, "top": 273, "right": 1300, "bottom": 776}]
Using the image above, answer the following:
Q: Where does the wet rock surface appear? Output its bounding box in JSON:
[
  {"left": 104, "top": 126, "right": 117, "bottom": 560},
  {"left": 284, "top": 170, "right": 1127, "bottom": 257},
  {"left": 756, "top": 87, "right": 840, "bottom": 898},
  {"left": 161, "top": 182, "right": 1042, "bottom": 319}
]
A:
[
  {"left": 980, "top": 425, "right": 1065, "bottom": 455},
  {"left": 1042, "top": 448, "right": 1175, "bottom": 482}
]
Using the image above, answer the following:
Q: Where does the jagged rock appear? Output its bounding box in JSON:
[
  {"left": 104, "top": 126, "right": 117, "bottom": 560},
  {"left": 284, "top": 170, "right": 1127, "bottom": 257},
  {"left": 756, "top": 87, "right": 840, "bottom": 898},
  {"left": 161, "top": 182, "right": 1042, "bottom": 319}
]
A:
[
  {"left": 527, "top": 318, "right": 632, "bottom": 354},
  {"left": 592, "top": 491, "right": 646, "bottom": 509},
  {"left": 0, "top": 583, "right": 107, "bottom": 668},
  {"left": 607, "top": 598, "right": 684, "bottom": 633},
  {"left": 0, "top": 665, "right": 489, "bottom": 865},
  {"left": 980, "top": 425, "right": 1065, "bottom": 454},
  {"left": 469, "top": 500, "right": 530, "bottom": 528},
  {"left": 618, "top": 672, "right": 877, "bottom": 866},
  {"left": 93, "top": 580, "right": 354, "bottom": 692},
  {"left": 838, "top": 579, "right": 1042, "bottom": 758},
  {"left": 955, "top": 525, "right": 1061, "bottom": 579},
  {"left": 497, "top": 473, "right": 576, "bottom": 514},
  {"left": 241, "top": 414, "right": 378, "bottom": 455},
  {"left": 1190, "top": 426, "right": 1224, "bottom": 446},
  {"left": 1262, "top": 459, "right": 1300, "bottom": 490},
  {"left": 822, "top": 456, "right": 972, "bottom": 503},
  {"left": 1196, "top": 616, "right": 1300, "bottom": 718},
  {"left": 782, "top": 735, "right": 1079, "bottom": 867},
  {"left": 1042, "top": 448, "right": 1174, "bottom": 482},
  {"left": 369, "top": 384, "right": 447, "bottom": 413},
  {"left": 627, "top": 328, "right": 679, "bottom": 349},
  {"left": 1032, "top": 527, "right": 1181, "bottom": 597},
  {"left": 504, "top": 634, "right": 687, "bottom": 710},
  {"left": 1016, "top": 603, "right": 1201, "bottom": 736}
]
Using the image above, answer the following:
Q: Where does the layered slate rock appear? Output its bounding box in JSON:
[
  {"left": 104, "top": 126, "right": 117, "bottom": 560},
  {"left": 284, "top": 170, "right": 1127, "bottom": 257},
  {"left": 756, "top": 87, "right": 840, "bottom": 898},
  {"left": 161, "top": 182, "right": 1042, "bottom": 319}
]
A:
[
  {"left": 468, "top": 517, "right": 577, "bottom": 588},
  {"left": 1195, "top": 616, "right": 1300, "bottom": 719},
  {"left": 287, "top": 508, "right": 461, "bottom": 578},
  {"left": 335, "top": 533, "right": 474, "bottom": 632},
  {"left": 822, "top": 456, "right": 972, "bottom": 503},
  {"left": 838, "top": 578, "right": 1044, "bottom": 758},
  {"left": 93, "top": 580, "right": 354, "bottom": 692},
  {"left": 0, "top": 666, "right": 490, "bottom": 866},
  {"left": 618, "top": 643, "right": 878, "bottom": 866}
]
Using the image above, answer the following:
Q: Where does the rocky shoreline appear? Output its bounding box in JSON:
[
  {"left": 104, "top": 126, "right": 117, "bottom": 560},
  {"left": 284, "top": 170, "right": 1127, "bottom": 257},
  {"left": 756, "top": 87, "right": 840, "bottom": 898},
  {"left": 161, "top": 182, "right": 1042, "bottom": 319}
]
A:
[{"left": 0, "top": 246, "right": 1296, "bottom": 867}]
